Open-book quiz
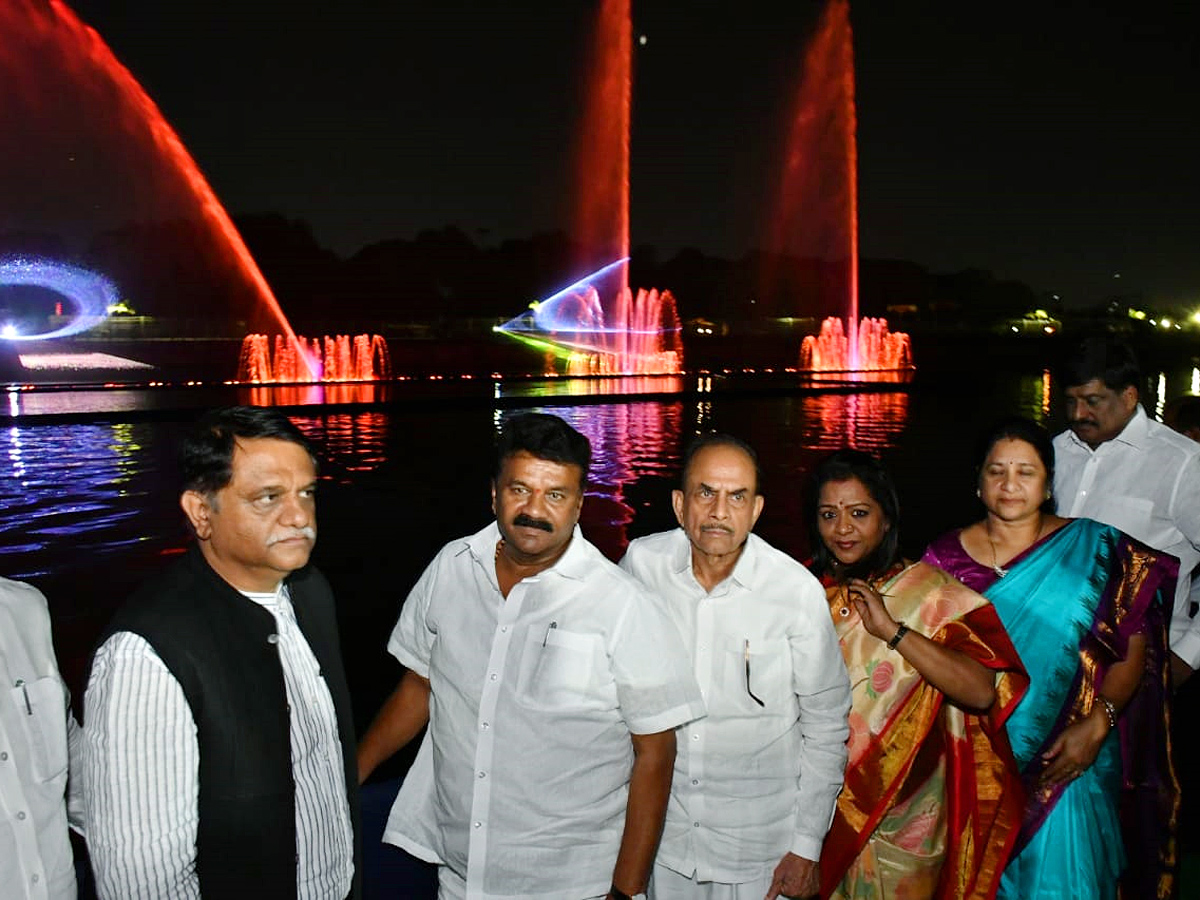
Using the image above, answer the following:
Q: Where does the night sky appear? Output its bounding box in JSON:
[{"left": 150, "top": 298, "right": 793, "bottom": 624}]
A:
[{"left": 9, "top": 1, "right": 1200, "bottom": 307}]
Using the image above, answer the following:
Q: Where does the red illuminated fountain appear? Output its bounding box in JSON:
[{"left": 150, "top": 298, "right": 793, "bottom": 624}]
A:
[
  {"left": 238, "top": 334, "right": 392, "bottom": 383},
  {"left": 768, "top": 0, "right": 912, "bottom": 374},
  {"left": 496, "top": 0, "right": 682, "bottom": 377},
  {"left": 0, "top": 0, "right": 317, "bottom": 379}
]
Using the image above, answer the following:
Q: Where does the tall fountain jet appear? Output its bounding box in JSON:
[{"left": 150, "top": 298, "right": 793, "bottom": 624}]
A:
[
  {"left": 764, "top": 0, "right": 911, "bottom": 373},
  {"left": 0, "top": 0, "right": 316, "bottom": 379},
  {"left": 496, "top": 0, "right": 683, "bottom": 376}
]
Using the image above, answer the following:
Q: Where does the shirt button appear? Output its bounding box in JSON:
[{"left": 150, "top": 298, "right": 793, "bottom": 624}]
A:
[
  {"left": 478, "top": 771, "right": 487, "bottom": 779},
  {"left": 17, "top": 811, "right": 26, "bottom": 820},
  {"left": 691, "top": 779, "right": 699, "bottom": 785},
  {"left": 693, "top": 821, "right": 700, "bottom": 828},
  {"left": 482, "top": 722, "right": 490, "bottom": 729},
  {"left": 692, "top": 734, "right": 699, "bottom": 741},
  {"left": 501, "top": 626, "right": 508, "bottom": 633},
  {"left": 0, "top": 751, "right": 8, "bottom": 761},
  {"left": 474, "top": 821, "right": 483, "bottom": 828},
  {"left": 267, "top": 634, "right": 279, "bottom": 645},
  {"left": 489, "top": 673, "right": 498, "bottom": 681},
  {"left": 31, "top": 875, "right": 39, "bottom": 884}
]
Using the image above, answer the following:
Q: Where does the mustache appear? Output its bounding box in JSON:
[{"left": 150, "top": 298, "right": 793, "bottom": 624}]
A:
[
  {"left": 512, "top": 513, "right": 554, "bottom": 533},
  {"left": 267, "top": 526, "right": 316, "bottom": 545},
  {"left": 700, "top": 524, "right": 734, "bottom": 535},
  {"left": 1069, "top": 418, "right": 1098, "bottom": 428}
]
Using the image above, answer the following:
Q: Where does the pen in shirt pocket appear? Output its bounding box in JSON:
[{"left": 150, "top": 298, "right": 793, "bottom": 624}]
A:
[
  {"left": 15, "top": 679, "right": 32, "bottom": 714},
  {"left": 543, "top": 621, "right": 558, "bottom": 647}
]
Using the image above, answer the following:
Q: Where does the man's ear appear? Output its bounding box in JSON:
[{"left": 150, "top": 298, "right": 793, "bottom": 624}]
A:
[
  {"left": 181, "top": 490, "right": 214, "bottom": 540},
  {"left": 671, "top": 489, "right": 685, "bottom": 527}
]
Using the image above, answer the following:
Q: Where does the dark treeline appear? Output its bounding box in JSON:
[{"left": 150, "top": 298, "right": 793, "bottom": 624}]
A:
[{"left": 1, "top": 214, "right": 1054, "bottom": 335}]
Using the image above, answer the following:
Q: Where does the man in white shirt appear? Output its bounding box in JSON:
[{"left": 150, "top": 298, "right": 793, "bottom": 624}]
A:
[
  {"left": 82, "top": 407, "right": 360, "bottom": 899},
  {"left": 620, "top": 434, "right": 851, "bottom": 900},
  {"left": 357, "top": 413, "right": 704, "bottom": 900},
  {"left": 1052, "top": 336, "right": 1200, "bottom": 686},
  {"left": 1, "top": 577, "right": 81, "bottom": 900}
]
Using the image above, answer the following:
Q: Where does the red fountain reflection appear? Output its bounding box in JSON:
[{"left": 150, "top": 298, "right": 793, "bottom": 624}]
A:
[
  {"left": 238, "top": 334, "right": 391, "bottom": 383},
  {"left": 766, "top": 0, "right": 911, "bottom": 374},
  {"left": 0, "top": 1, "right": 313, "bottom": 378}
]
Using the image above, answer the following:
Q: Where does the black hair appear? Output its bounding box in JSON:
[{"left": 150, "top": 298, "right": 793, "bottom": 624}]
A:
[
  {"left": 679, "top": 433, "right": 762, "bottom": 494},
  {"left": 806, "top": 448, "right": 902, "bottom": 581},
  {"left": 180, "top": 406, "right": 317, "bottom": 495},
  {"left": 494, "top": 413, "right": 591, "bottom": 488},
  {"left": 973, "top": 415, "right": 1057, "bottom": 514},
  {"left": 1164, "top": 395, "right": 1200, "bottom": 435},
  {"left": 1058, "top": 335, "right": 1143, "bottom": 394}
]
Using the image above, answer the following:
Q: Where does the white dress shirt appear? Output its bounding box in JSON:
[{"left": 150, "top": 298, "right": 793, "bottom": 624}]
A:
[
  {"left": 83, "top": 584, "right": 353, "bottom": 900},
  {"left": 1054, "top": 406, "right": 1200, "bottom": 666},
  {"left": 383, "top": 522, "right": 705, "bottom": 900},
  {"left": 1, "top": 577, "right": 79, "bottom": 900},
  {"left": 620, "top": 529, "right": 851, "bottom": 882}
]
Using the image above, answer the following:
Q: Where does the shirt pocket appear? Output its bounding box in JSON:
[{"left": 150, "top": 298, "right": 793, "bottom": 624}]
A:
[
  {"left": 1092, "top": 495, "right": 1159, "bottom": 546},
  {"left": 516, "top": 627, "right": 601, "bottom": 710},
  {"left": 10, "top": 676, "right": 68, "bottom": 783},
  {"left": 724, "top": 636, "right": 791, "bottom": 711}
]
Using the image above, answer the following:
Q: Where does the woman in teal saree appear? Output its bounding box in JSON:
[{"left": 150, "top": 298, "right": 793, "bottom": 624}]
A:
[{"left": 923, "top": 416, "right": 1178, "bottom": 900}]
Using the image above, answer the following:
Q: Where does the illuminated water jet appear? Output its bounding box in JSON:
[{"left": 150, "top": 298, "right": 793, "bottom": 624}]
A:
[
  {"left": 494, "top": 261, "right": 683, "bottom": 375},
  {"left": 767, "top": 0, "right": 912, "bottom": 373},
  {"left": 0, "top": 0, "right": 313, "bottom": 377},
  {"left": 800, "top": 316, "right": 911, "bottom": 371},
  {"left": 0, "top": 258, "right": 116, "bottom": 340},
  {"left": 495, "top": 0, "right": 683, "bottom": 377},
  {"left": 238, "top": 334, "right": 392, "bottom": 383}
]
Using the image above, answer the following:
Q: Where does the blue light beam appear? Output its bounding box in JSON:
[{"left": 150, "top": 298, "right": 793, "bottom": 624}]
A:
[{"left": 0, "top": 258, "right": 118, "bottom": 341}]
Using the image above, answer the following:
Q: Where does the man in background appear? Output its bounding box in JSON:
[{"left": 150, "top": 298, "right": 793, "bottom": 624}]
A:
[{"left": 1053, "top": 336, "right": 1200, "bottom": 686}]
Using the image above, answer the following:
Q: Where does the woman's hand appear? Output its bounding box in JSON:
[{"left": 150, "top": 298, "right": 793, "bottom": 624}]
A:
[
  {"left": 846, "top": 578, "right": 898, "bottom": 643},
  {"left": 1039, "top": 708, "right": 1108, "bottom": 788}
]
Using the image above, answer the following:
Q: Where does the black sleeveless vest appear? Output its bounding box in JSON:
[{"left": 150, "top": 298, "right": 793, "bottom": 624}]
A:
[{"left": 95, "top": 547, "right": 362, "bottom": 898}]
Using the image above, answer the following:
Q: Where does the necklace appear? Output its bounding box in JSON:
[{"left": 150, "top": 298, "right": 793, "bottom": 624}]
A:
[{"left": 985, "top": 517, "right": 1045, "bottom": 579}]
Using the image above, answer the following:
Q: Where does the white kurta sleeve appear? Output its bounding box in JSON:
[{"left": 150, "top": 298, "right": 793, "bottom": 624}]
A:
[{"left": 83, "top": 632, "right": 200, "bottom": 900}]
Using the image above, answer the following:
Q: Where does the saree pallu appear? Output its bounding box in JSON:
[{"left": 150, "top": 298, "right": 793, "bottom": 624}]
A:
[
  {"left": 924, "top": 518, "right": 1179, "bottom": 900},
  {"left": 818, "top": 562, "right": 1027, "bottom": 900}
]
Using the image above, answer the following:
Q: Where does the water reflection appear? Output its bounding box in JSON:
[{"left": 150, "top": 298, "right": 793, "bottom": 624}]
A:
[
  {"left": 792, "top": 392, "right": 910, "bottom": 452},
  {"left": 291, "top": 412, "right": 391, "bottom": 481},
  {"left": 0, "top": 422, "right": 178, "bottom": 578}
]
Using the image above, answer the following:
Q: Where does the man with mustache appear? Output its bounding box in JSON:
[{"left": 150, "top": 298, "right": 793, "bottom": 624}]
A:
[
  {"left": 620, "top": 434, "right": 850, "bottom": 900},
  {"left": 357, "top": 413, "right": 703, "bottom": 900},
  {"left": 82, "top": 407, "right": 361, "bottom": 898},
  {"left": 1053, "top": 336, "right": 1200, "bottom": 686}
]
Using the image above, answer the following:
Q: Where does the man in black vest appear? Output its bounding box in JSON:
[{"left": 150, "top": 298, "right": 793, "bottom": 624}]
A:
[{"left": 82, "top": 407, "right": 361, "bottom": 899}]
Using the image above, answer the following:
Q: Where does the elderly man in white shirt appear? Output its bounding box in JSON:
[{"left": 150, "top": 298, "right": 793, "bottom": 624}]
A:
[
  {"left": 1053, "top": 336, "right": 1200, "bottom": 686},
  {"left": 620, "top": 434, "right": 851, "bottom": 900},
  {"left": 1, "top": 577, "right": 81, "bottom": 900},
  {"left": 357, "top": 413, "right": 704, "bottom": 900}
]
